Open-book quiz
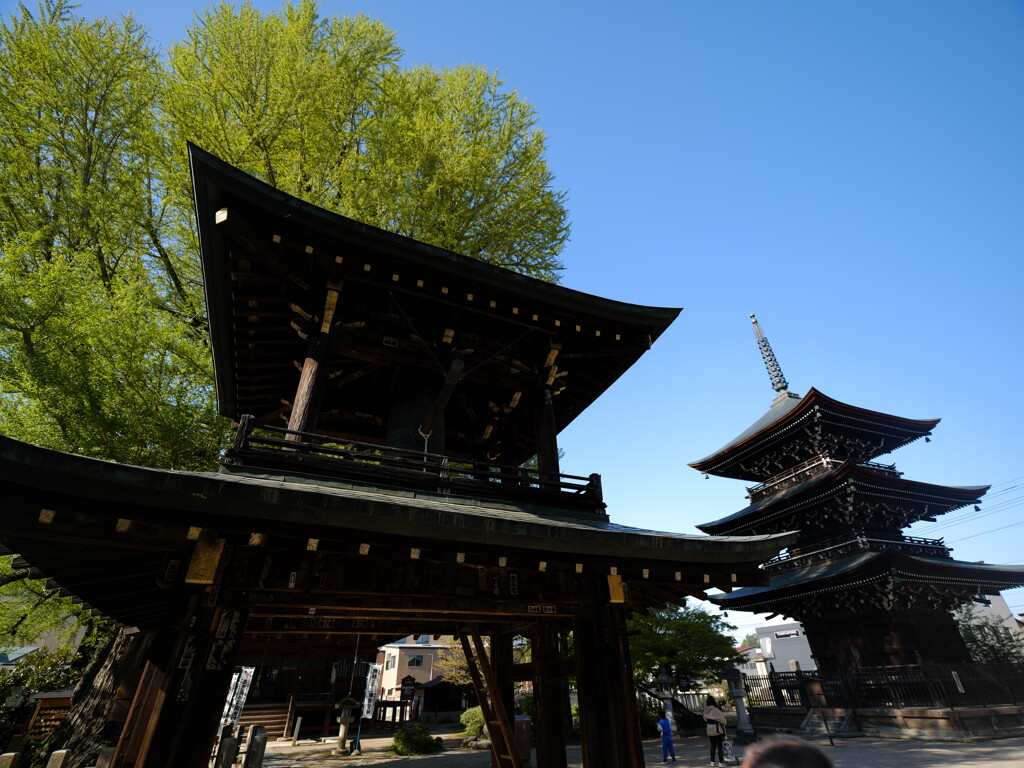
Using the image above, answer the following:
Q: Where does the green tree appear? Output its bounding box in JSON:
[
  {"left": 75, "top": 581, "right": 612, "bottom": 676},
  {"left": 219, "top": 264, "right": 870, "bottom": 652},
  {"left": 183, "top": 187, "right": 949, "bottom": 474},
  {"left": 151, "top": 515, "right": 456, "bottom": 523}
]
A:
[
  {"left": 1, "top": 0, "right": 570, "bottom": 472},
  {"left": 0, "top": 0, "right": 571, "bottom": 747},
  {"left": 955, "top": 602, "right": 1024, "bottom": 663},
  {"left": 162, "top": 0, "right": 568, "bottom": 281},
  {"left": 740, "top": 632, "right": 759, "bottom": 648},
  {"left": 628, "top": 602, "right": 744, "bottom": 699},
  {"left": 0, "top": 0, "right": 225, "bottom": 470}
]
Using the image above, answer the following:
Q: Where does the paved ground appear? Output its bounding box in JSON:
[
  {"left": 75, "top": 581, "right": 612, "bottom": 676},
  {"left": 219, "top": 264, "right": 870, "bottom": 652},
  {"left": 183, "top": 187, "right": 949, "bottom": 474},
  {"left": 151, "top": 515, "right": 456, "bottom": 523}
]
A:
[{"left": 261, "top": 724, "right": 1024, "bottom": 767}]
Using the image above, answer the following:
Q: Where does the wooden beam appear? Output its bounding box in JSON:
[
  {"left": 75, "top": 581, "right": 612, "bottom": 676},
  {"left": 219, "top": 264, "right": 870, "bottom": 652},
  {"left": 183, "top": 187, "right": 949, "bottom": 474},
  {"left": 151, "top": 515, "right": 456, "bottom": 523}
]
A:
[{"left": 288, "top": 286, "right": 341, "bottom": 435}]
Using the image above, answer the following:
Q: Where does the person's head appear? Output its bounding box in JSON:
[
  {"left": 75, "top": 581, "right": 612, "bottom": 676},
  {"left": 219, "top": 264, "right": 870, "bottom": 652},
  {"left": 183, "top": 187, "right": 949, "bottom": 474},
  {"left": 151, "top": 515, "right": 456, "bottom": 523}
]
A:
[
  {"left": 706, "top": 695, "right": 717, "bottom": 707},
  {"left": 741, "top": 735, "right": 834, "bottom": 768}
]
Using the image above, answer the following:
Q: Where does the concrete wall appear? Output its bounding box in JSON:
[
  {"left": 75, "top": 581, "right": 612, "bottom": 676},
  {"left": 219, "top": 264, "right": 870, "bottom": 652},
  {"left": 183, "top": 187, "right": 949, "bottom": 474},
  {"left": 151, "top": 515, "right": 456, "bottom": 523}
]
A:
[{"left": 756, "top": 622, "right": 817, "bottom": 672}]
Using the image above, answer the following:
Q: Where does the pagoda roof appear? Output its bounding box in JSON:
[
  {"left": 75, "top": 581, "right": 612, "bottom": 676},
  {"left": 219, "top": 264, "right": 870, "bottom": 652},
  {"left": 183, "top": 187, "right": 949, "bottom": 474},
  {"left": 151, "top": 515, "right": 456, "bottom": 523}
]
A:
[
  {"left": 190, "top": 145, "right": 680, "bottom": 465},
  {"left": 688, "top": 388, "right": 939, "bottom": 481},
  {"left": 710, "top": 549, "right": 1024, "bottom": 613},
  {"left": 696, "top": 461, "right": 988, "bottom": 537},
  {"left": 0, "top": 436, "right": 796, "bottom": 630}
]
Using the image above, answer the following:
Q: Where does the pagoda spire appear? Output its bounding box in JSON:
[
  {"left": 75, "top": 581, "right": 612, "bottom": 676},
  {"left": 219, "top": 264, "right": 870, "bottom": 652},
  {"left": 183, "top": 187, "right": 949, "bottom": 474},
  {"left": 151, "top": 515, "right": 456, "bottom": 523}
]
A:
[{"left": 750, "top": 314, "right": 789, "bottom": 393}]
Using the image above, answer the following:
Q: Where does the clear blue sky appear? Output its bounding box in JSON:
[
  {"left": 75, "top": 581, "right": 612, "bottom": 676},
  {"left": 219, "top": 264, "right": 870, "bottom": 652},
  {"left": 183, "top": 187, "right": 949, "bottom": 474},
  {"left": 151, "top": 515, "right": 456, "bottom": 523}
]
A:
[{"left": 10, "top": 0, "right": 1023, "bottom": 633}]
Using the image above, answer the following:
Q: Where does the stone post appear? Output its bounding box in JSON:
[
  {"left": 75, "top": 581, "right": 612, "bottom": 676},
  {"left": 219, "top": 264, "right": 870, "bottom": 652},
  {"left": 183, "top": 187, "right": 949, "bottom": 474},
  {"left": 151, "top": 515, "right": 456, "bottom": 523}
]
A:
[
  {"left": 723, "top": 667, "right": 756, "bottom": 745},
  {"left": 242, "top": 726, "right": 267, "bottom": 768},
  {"left": 332, "top": 712, "right": 355, "bottom": 756},
  {"left": 213, "top": 736, "right": 238, "bottom": 768}
]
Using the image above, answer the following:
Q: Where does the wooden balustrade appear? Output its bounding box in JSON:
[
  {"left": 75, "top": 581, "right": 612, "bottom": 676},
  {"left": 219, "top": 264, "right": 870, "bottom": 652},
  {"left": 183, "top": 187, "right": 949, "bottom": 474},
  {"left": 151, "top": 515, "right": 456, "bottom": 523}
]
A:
[{"left": 224, "top": 416, "right": 604, "bottom": 514}]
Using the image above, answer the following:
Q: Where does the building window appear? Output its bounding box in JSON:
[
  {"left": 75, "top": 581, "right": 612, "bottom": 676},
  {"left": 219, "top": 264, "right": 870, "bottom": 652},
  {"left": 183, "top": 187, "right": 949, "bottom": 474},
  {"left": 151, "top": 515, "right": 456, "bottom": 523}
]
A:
[
  {"left": 408, "top": 655, "right": 424, "bottom": 667},
  {"left": 385, "top": 655, "right": 396, "bottom": 670}
]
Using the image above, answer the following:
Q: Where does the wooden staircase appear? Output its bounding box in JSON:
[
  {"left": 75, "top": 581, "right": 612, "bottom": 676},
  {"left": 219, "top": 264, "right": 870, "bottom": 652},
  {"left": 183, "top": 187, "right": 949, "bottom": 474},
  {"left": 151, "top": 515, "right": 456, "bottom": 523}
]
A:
[
  {"left": 459, "top": 626, "right": 523, "bottom": 768},
  {"left": 238, "top": 702, "right": 290, "bottom": 739}
]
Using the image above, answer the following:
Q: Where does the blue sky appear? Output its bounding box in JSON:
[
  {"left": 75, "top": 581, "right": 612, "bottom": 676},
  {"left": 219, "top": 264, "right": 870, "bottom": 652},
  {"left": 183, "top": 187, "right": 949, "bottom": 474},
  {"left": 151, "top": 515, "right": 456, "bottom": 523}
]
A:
[{"left": 11, "top": 0, "right": 1023, "bottom": 633}]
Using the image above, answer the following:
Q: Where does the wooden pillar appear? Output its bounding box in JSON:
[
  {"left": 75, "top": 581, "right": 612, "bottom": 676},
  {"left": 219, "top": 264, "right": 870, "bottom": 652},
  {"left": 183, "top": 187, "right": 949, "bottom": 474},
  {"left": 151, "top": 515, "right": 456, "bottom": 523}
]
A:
[
  {"left": 492, "top": 631, "right": 516, "bottom": 768},
  {"left": 142, "top": 602, "right": 250, "bottom": 768},
  {"left": 573, "top": 584, "right": 645, "bottom": 768},
  {"left": 110, "top": 660, "right": 169, "bottom": 766},
  {"left": 130, "top": 541, "right": 250, "bottom": 768},
  {"left": 288, "top": 285, "right": 340, "bottom": 436},
  {"left": 607, "top": 603, "right": 645, "bottom": 763},
  {"left": 534, "top": 388, "right": 560, "bottom": 478},
  {"left": 532, "top": 622, "right": 567, "bottom": 768}
]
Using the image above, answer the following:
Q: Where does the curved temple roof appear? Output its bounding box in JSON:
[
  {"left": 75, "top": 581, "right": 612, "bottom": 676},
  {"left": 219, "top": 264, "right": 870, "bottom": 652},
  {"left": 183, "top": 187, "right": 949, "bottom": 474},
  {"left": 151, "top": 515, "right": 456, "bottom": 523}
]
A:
[
  {"left": 710, "top": 548, "right": 1024, "bottom": 613},
  {"left": 697, "top": 461, "right": 989, "bottom": 537},
  {"left": 0, "top": 436, "right": 797, "bottom": 629},
  {"left": 190, "top": 144, "right": 681, "bottom": 465},
  {"left": 689, "top": 388, "right": 939, "bottom": 481}
]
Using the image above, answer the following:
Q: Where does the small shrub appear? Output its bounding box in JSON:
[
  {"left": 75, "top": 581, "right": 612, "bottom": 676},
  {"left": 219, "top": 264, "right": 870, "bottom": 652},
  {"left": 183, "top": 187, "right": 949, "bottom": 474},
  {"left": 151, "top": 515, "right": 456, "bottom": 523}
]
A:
[
  {"left": 393, "top": 721, "right": 442, "bottom": 755},
  {"left": 517, "top": 693, "right": 536, "bottom": 721},
  {"left": 638, "top": 697, "right": 662, "bottom": 737},
  {"left": 461, "top": 705, "right": 485, "bottom": 737}
]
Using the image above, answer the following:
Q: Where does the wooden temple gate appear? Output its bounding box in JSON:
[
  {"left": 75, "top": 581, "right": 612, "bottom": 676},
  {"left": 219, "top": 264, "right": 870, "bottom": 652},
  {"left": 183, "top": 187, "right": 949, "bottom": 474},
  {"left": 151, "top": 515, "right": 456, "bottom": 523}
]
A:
[{"left": 0, "top": 147, "right": 794, "bottom": 767}]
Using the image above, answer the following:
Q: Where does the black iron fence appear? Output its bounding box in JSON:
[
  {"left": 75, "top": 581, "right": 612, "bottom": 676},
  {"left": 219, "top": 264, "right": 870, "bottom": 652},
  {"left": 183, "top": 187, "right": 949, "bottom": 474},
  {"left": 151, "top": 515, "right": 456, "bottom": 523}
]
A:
[{"left": 744, "top": 663, "right": 1024, "bottom": 709}]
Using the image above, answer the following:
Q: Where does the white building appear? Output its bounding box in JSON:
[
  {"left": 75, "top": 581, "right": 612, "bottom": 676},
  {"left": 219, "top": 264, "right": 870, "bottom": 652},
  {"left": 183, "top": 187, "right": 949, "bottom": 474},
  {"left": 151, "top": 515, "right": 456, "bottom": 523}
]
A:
[
  {"left": 968, "top": 593, "right": 1024, "bottom": 634},
  {"left": 736, "top": 645, "right": 768, "bottom": 676},
  {"left": 377, "top": 634, "right": 449, "bottom": 702},
  {"left": 755, "top": 620, "right": 817, "bottom": 672}
]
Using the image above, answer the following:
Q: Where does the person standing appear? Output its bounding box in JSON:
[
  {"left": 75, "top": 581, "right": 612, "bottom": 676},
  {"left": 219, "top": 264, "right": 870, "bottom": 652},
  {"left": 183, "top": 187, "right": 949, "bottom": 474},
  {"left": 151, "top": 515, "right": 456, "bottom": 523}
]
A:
[
  {"left": 704, "top": 695, "right": 727, "bottom": 767},
  {"left": 657, "top": 711, "right": 677, "bottom": 763}
]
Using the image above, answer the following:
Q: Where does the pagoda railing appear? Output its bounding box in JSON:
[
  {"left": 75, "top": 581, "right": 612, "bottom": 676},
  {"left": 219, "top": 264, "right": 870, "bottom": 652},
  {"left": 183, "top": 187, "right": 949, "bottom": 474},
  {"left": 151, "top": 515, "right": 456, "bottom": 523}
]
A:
[
  {"left": 223, "top": 415, "right": 604, "bottom": 515},
  {"left": 743, "top": 662, "right": 1024, "bottom": 709},
  {"left": 762, "top": 532, "right": 950, "bottom": 573},
  {"left": 746, "top": 455, "right": 902, "bottom": 503}
]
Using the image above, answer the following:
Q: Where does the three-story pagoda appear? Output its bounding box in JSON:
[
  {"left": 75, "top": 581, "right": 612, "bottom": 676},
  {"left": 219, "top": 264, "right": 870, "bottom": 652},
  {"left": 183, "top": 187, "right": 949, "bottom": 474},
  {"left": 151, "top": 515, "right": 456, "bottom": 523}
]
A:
[{"left": 691, "top": 316, "right": 1024, "bottom": 671}]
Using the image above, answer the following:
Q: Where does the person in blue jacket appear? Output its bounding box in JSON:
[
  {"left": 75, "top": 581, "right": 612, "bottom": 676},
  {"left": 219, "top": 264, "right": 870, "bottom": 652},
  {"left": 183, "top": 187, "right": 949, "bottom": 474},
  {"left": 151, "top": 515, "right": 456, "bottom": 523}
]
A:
[{"left": 657, "top": 712, "right": 677, "bottom": 763}]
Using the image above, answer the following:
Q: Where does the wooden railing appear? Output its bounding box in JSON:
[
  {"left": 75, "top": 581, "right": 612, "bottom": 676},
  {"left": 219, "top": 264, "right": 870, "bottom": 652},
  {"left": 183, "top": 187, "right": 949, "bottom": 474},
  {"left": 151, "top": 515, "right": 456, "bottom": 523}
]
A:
[
  {"left": 223, "top": 415, "right": 604, "bottom": 515},
  {"left": 762, "top": 532, "right": 949, "bottom": 573},
  {"left": 746, "top": 456, "right": 903, "bottom": 503},
  {"left": 744, "top": 663, "right": 1024, "bottom": 709}
]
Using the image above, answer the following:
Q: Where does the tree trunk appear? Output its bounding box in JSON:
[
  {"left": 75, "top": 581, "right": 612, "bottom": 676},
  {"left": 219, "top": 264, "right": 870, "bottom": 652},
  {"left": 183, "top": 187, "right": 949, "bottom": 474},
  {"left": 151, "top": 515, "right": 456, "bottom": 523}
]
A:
[{"left": 37, "top": 629, "right": 153, "bottom": 768}]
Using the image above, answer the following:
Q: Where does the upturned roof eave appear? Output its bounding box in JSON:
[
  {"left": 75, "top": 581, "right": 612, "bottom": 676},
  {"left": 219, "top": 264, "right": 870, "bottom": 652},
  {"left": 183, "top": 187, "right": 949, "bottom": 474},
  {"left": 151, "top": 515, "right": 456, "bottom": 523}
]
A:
[
  {"left": 689, "top": 387, "right": 941, "bottom": 477},
  {"left": 188, "top": 143, "right": 682, "bottom": 421},
  {"left": 0, "top": 436, "right": 792, "bottom": 567},
  {"left": 696, "top": 462, "right": 990, "bottom": 535},
  {"left": 710, "top": 549, "right": 1024, "bottom": 609}
]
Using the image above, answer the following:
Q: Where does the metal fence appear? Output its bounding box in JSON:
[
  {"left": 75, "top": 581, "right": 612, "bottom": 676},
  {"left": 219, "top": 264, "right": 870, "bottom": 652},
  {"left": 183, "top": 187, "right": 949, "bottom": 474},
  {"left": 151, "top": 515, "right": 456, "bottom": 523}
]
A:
[{"left": 744, "top": 662, "right": 1024, "bottom": 709}]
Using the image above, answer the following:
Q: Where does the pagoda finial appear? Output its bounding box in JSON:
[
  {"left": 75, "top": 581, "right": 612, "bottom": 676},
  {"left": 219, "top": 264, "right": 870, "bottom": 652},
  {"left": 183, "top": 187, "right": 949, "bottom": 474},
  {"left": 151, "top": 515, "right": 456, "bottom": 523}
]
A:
[{"left": 750, "top": 314, "right": 789, "bottom": 393}]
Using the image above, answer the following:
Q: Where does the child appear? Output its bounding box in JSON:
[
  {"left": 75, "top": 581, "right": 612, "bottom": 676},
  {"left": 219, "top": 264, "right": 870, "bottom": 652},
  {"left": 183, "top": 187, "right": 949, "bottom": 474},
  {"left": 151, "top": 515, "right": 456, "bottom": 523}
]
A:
[{"left": 657, "top": 711, "right": 677, "bottom": 763}]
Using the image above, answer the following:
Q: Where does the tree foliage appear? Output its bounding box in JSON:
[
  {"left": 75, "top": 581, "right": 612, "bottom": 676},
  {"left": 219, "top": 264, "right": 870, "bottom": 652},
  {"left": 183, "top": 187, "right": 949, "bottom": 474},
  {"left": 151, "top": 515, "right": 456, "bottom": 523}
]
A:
[
  {"left": 0, "top": 0, "right": 569, "bottom": 471},
  {"left": 0, "top": 557, "right": 96, "bottom": 650},
  {"left": 0, "top": 0, "right": 570, "bottom": 711},
  {"left": 955, "top": 602, "right": 1024, "bottom": 664},
  {"left": 0, "top": 0, "right": 223, "bottom": 470},
  {"left": 628, "top": 602, "right": 744, "bottom": 695},
  {"left": 163, "top": 0, "right": 568, "bottom": 280}
]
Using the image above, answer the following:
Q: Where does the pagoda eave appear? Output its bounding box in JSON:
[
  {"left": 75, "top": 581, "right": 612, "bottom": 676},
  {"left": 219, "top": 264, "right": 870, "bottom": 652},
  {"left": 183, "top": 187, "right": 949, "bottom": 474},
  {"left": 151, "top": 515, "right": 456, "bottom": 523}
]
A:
[
  {"left": 709, "top": 550, "right": 1024, "bottom": 614},
  {"left": 696, "top": 462, "right": 989, "bottom": 537},
  {"left": 689, "top": 388, "right": 940, "bottom": 482}
]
